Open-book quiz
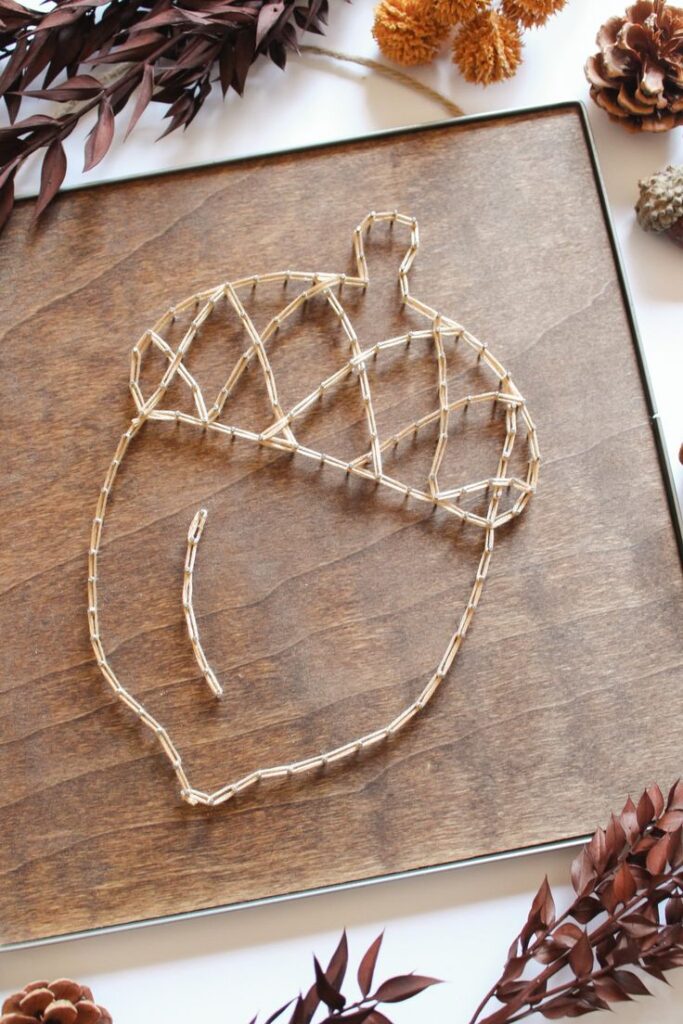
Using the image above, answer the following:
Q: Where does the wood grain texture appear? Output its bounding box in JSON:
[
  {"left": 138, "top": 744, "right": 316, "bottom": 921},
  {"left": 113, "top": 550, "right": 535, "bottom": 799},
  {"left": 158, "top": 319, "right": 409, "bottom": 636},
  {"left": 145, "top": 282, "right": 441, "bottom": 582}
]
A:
[{"left": 1, "top": 107, "right": 681, "bottom": 945}]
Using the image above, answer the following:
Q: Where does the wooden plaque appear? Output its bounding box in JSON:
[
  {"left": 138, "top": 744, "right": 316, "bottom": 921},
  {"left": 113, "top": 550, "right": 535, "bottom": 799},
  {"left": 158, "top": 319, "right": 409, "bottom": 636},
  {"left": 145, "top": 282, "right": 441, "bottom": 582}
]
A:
[{"left": 1, "top": 104, "right": 681, "bottom": 946}]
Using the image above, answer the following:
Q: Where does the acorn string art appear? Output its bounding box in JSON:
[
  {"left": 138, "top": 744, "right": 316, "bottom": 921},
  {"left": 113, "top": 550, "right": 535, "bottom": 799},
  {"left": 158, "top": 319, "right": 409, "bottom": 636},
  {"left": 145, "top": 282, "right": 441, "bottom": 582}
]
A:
[
  {"left": 372, "top": 0, "right": 567, "bottom": 83},
  {"left": 88, "top": 211, "right": 540, "bottom": 809}
]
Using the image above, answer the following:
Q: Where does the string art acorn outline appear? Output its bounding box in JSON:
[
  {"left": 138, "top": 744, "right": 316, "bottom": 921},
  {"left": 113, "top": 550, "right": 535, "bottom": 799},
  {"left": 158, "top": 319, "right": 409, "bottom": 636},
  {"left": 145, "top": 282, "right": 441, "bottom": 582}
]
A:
[{"left": 87, "top": 210, "right": 541, "bottom": 808}]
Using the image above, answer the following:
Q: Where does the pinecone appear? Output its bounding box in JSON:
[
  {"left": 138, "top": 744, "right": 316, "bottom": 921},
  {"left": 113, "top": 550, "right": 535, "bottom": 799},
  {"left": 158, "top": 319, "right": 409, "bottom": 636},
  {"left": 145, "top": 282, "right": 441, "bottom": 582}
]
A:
[
  {"left": 372, "top": 0, "right": 447, "bottom": 65},
  {"left": 501, "top": 0, "right": 567, "bottom": 29},
  {"left": 585, "top": 1, "right": 683, "bottom": 132},
  {"left": 1, "top": 979, "right": 112, "bottom": 1024},
  {"left": 452, "top": 9, "right": 523, "bottom": 83},
  {"left": 636, "top": 163, "right": 683, "bottom": 245}
]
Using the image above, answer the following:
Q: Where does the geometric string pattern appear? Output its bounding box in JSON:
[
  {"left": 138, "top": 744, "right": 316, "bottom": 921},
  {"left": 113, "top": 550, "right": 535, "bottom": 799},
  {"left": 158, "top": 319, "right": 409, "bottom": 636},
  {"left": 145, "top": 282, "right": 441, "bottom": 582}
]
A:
[{"left": 88, "top": 211, "right": 540, "bottom": 808}]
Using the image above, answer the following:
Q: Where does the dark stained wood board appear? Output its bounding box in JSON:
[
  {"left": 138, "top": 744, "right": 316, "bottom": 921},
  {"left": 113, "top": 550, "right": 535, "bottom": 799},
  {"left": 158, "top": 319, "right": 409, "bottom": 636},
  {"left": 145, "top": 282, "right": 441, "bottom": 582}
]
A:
[{"left": 1, "top": 105, "right": 681, "bottom": 946}]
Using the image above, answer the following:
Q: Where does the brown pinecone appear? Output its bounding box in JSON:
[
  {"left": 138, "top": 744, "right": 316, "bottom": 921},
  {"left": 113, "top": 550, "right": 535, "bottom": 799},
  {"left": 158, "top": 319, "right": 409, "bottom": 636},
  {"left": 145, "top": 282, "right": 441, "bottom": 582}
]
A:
[
  {"left": 1, "top": 979, "right": 112, "bottom": 1024},
  {"left": 636, "top": 163, "right": 683, "bottom": 245},
  {"left": 585, "top": 1, "right": 683, "bottom": 132}
]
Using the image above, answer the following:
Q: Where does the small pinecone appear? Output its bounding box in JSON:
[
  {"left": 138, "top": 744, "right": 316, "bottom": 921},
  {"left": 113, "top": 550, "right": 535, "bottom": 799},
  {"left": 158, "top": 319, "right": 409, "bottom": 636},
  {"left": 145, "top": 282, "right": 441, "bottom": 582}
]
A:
[
  {"left": 372, "top": 0, "right": 447, "bottom": 65},
  {"left": 453, "top": 9, "right": 523, "bottom": 83},
  {"left": 501, "top": 0, "right": 567, "bottom": 28},
  {"left": 585, "top": 1, "right": 683, "bottom": 132},
  {"left": 1, "top": 979, "right": 112, "bottom": 1024},
  {"left": 636, "top": 164, "right": 683, "bottom": 246}
]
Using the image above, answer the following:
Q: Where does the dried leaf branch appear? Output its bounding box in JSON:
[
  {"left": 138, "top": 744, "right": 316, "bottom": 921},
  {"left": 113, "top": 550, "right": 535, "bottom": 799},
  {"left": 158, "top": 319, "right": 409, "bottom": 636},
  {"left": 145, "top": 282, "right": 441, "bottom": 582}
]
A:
[
  {"left": 248, "top": 930, "right": 441, "bottom": 1024},
  {"left": 469, "top": 781, "right": 683, "bottom": 1024},
  {"left": 0, "top": 0, "right": 345, "bottom": 233}
]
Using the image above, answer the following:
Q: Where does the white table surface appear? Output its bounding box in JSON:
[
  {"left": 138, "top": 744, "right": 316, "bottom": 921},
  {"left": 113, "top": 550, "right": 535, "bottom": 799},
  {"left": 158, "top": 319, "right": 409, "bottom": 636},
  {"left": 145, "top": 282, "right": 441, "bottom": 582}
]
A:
[{"left": 4, "top": 1, "right": 682, "bottom": 1020}]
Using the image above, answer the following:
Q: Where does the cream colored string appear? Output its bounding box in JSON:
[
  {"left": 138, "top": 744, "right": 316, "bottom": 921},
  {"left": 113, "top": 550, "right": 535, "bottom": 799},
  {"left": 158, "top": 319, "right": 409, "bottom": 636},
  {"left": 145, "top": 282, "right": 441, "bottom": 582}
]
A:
[
  {"left": 299, "top": 45, "right": 465, "bottom": 119},
  {"left": 88, "top": 210, "right": 539, "bottom": 808}
]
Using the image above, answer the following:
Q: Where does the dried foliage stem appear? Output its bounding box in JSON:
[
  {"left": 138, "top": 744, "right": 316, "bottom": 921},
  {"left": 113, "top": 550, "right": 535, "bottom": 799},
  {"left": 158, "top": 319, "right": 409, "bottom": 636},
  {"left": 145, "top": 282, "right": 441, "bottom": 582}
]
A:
[
  {"left": 246, "top": 930, "right": 440, "bottom": 1024},
  {"left": 9, "top": 35, "right": 176, "bottom": 175},
  {"left": 469, "top": 781, "right": 683, "bottom": 1024},
  {"left": 0, "top": 0, "right": 342, "bottom": 232}
]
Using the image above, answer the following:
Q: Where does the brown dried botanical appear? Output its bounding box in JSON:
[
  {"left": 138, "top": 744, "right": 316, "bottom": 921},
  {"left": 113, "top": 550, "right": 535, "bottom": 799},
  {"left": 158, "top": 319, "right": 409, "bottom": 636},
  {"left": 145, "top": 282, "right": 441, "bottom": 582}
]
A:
[
  {"left": 1, "top": 979, "right": 111, "bottom": 1024},
  {"left": 585, "top": 0, "right": 683, "bottom": 132},
  {"left": 0, "top": 0, "right": 343, "bottom": 234},
  {"left": 249, "top": 930, "right": 440, "bottom": 1023},
  {"left": 468, "top": 781, "right": 683, "bottom": 1024}
]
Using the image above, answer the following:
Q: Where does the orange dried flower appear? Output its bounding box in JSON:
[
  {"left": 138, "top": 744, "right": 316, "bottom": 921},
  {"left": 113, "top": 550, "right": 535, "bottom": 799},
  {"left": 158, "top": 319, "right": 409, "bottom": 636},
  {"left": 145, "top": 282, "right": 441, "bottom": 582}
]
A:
[
  {"left": 452, "top": 9, "right": 523, "bottom": 83},
  {"left": 372, "top": 0, "right": 447, "bottom": 65},
  {"left": 428, "top": 0, "right": 486, "bottom": 26},
  {"left": 501, "top": 0, "right": 567, "bottom": 29}
]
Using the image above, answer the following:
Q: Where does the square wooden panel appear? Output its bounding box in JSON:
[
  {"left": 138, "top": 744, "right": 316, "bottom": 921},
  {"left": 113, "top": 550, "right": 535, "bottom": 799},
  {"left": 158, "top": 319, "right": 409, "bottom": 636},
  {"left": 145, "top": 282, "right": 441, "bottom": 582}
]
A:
[{"left": 1, "top": 105, "right": 681, "bottom": 946}]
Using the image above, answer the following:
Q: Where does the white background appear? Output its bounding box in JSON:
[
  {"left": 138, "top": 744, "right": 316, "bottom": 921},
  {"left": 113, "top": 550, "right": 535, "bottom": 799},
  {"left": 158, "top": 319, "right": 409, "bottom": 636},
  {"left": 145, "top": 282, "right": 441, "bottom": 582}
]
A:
[{"left": 3, "top": 1, "right": 682, "bottom": 1021}]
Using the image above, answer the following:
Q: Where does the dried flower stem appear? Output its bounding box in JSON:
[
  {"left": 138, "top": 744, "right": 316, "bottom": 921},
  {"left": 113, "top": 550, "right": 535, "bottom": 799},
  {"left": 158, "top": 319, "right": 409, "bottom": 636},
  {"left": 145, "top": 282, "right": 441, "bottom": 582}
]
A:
[
  {"left": 248, "top": 930, "right": 440, "bottom": 1024},
  {"left": 0, "top": 0, "right": 343, "bottom": 232},
  {"left": 469, "top": 782, "right": 683, "bottom": 1024}
]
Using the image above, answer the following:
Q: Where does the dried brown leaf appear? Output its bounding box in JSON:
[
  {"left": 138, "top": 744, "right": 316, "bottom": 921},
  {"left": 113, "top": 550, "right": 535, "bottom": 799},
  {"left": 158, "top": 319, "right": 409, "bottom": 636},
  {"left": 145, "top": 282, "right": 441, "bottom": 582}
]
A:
[
  {"left": 313, "top": 957, "right": 345, "bottom": 1012},
  {"left": 34, "top": 137, "right": 66, "bottom": 219},
  {"left": 372, "top": 975, "right": 441, "bottom": 1003},
  {"left": 83, "top": 96, "right": 114, "bottom": 171},
  {"left": 613, "top": 861, "right": 637, "bottom": 904},
  {"left": 23, "top": 73, "right": 102, "bottom": 101},
  {"left": 667, "top": 779, "right": 683, "bottom": 811},
  {"left": 570, "top": 849, "right": 597, "bottom": 898},
  {"left": 620, "top": 796, "right": 640, "bottom": 842},
  {"left": 569, "top": 933, "right": 593, "bottom": 978},
  {"left": 125, "top": 64, "right": 154, "bottom": 139},
  {"left": 357, "top": 932, "right": 383, "bottom": 998},
  {"left": 553, "top": 923, "right": 584, "bottom": 948},
  {"left": 593, "top": 976, "right": 631, "bottom": 1003},
  {"left": 612, "top": 969, "right": 650, "bottom": 996},
  {"left": 648, "top": 784, "right": 665, "bottom": 818},
  {"left": 646, "top": 833, "right": 671, "bottom": 876},
  {"left": 637, "top": 790, "right": 655, "bottom": 829},
  {"left": 0, "top": 171, "right": 14, "bottom": 233},
  {"left": 571, "top": 897, "right": 602, "bottom": 924},
  {"left": 658, "top": 810, "right": 683, "bottom": 832}
]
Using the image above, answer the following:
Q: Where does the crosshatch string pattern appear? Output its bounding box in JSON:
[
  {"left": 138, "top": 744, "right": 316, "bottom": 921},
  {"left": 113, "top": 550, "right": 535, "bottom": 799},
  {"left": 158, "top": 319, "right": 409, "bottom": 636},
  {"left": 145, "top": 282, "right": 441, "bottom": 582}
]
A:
[{"left": 87, "top": 211, "right": 541, "bottom": 808}]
